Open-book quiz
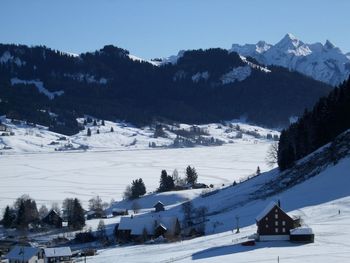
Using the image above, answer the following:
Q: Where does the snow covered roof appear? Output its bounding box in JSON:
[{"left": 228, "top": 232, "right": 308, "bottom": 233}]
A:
[
  {"left": 154, "top": 201, "right": 164, "bottom": 207},
  {"left": 6, "top": 246, "right": 40, "bottom": 261},
  {"left": 256, "top": 201, "right": 278, "bottom": 221},
  {"left": 290, "top": 227, "right": 314, "bottom": 235},
  {"left": 44, "top": 247, "right": 72, "bottom": 257},
  {"left": 118, "top": 215, "right": 178, "bottom": 236}
]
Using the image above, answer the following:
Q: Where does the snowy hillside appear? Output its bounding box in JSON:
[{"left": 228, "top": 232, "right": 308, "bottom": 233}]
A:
[
  {"left": 0, "top": 117, "right": 278, "bottom": 154},
  {"left": 86, "top": 133, "right": 350, "bottom": 263},
  {"left": 230, "top": 33, "right": 350, "bottom": 86}
]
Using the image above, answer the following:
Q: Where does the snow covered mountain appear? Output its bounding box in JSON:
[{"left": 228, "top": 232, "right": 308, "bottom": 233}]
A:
[{"left": 230, "top": 33, "right": 350, "bottom": 86}]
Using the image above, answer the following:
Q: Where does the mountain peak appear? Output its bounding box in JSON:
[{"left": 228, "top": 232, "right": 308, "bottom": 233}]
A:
[
  {"left": 324, "top": 39, "right": 336, "bottom": 50},
  {"left": 275, "top": 33, "right": 302, "bottom": 49}
]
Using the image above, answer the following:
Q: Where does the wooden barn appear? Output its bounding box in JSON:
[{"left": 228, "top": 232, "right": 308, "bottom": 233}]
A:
[
  {"left": 43, "top": 247, "right": 72, "bottom": 263},
  {"left": 154, "top": 201, "right": 165, "bottom": 212},
  {"left": 256, "top": 201, "right": 300, "bottom": 241},
  {"left": 42, "top": 210, "right": 63, "bottom": 228},
  {"left": 116, "top": 215, "right": 180, "bottom": 243}
]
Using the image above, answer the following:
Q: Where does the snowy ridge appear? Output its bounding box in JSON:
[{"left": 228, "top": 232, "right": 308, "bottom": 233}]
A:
[
  {"left": 230, "top": 33, "right": 350, "bottom": 86},
  {"left": 10, "top": 78, "right": 64, "bottom": 99},
  {"left": 0, "top": 118, "right": 279, "bottom": 155},
  {"left": 128, "top": 54, "right": 159, "bottom": 66}
]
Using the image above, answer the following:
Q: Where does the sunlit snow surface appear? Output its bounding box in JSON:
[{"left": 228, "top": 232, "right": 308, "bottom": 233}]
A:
[{"left": 0, "top": 119, "right": 277, "bottom": 210}]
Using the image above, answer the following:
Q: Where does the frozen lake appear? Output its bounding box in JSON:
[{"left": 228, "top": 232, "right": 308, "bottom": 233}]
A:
[{"left": 0, "top": 141, "right": 273, "bottom": 210}]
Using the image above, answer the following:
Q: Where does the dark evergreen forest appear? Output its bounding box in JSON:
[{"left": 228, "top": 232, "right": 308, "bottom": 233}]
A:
[
  {"left": 278, "top": 78, "right": 350, "bottom": 170},
  {"left": 0, "top": 44, "right": 332, "bottom": 135}
]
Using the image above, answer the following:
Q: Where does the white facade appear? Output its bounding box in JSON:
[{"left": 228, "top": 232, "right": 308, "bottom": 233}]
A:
[{"left": 259, "top": 235, "right": 290, "bottom": 241}]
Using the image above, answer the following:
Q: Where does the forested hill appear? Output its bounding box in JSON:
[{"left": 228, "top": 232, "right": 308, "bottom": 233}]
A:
[
  {"left": 0, "top": 44, "right": 332, "bottom": 135},
  {"left": 278, "top": 78, "right": 350, "bottom": 170}
]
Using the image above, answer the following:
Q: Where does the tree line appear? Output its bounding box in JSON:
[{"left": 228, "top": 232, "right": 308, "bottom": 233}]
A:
[
  {"left": 123, "top": 166, "right": 199, "bottom": 200},
  {"left": 1, "top": 195, "right": 85, "bottom": 230},
  {"left": 278, "top": 78, "right": 350, "bottom": 170}
]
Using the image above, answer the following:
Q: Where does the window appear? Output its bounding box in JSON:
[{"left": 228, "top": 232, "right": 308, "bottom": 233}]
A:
[
  {"left": 265, "top": 217, "right": 268, "bottom": 221},
  {"left": 275, "top": 209, "right": 278, "bottom": 212},
  {"left": 282, "top": 221, "right": 286, "bottom": 226},
  {"left": 275, "top": 214, "right": 278, "bottom": 219},
  {"left": 265, "top": 224, "right": 269, "bottom": 228},
  {"left": 275, "top": 228, "right": 278, "bottom": 233},
  {"left": 275, "top": 221, "right": 278, "bottom": 226},
  {"left": 282, "top": 228, "right": 286, "bottom": 233}
]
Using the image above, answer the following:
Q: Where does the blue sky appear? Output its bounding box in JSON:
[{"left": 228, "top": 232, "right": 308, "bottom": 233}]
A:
[{"left": 1, "top": 0, "right": 349, "bottom": 59}]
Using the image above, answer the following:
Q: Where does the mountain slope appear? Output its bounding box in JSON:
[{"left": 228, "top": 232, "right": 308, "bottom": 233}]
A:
[
  {"left": 0, "top": 44, "right": 332, "bottom": 132},
  {"left": 230, "top": 33, "right": 350, "bottom": 86},
  {"left": 89, "top": 129, "right": 350, "bottom": 263}
]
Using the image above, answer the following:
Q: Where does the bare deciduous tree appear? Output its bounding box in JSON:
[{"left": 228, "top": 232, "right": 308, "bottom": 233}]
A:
[{"left": 265, "top": 141, "right": 279, "bottom": 167}]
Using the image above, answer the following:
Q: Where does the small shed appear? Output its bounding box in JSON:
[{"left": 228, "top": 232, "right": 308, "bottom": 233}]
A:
[
  {"left": 112, "top": 208, "right": 128, "bottom": 217},
  {"left": 42, "top": 210, "right": 63, "bottom": 228},
  {"left": 44, "top": 247, "right": 72, "bottom": 263},
  {"left": 154, "top": 201, "right": 165, "bottom": 212},
  {"left": 290, "top": 227, "right": 314, "bottom": 243},
  {"left": 86, "top": 210, "right": 106, "bottom": 220}
]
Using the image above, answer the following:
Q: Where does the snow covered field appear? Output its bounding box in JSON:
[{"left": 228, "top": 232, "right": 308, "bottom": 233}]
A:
[
  {"left": 86, "top": 157, "right": 350, "bottom": 263},
  {"left": 0, "top": 139, "right": 273, "bottom": 210}
]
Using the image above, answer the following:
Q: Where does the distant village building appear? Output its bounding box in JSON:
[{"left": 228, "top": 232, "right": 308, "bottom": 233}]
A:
[
  {"left": 116, "top": 215, "right": 181, "bottom": 242},
  {"left": 86, "top": 210, "right": 106, "bottom": 220},
  {"left": 154, "top": 201, "right": 165, "bottom": 212},
  {"left": 112, "top": 208, "right": 128, "bottom": 217},
  {"left": 43, "top": 247, "right": 72, "bottom": 263},
  {"left": 42, "top": 210, "right": 63, "bottom": 228},
  {"left": 256, "top": 201, "right": 301, "bottom": 241},
  {"left": 6, "top": 246, "right": 44, "bottom": 263}
]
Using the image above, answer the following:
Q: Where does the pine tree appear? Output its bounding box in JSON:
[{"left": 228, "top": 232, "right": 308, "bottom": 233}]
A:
[
  {"left": 185, "top": 166, "right": 198, "bottom": 186},
  {"left": 2, "top": 205, "right": 14, "bottom": 228},
  {"left": 101, "top": 120, "right": 105, "bottom": 126},
  {"left": 87, "top": 128, "right": 91, "bottom": 136},
  {"left": 110, "top": 127, "right": 114, "bottom": 132},
  {"left": 158, "top": 170, "right": 175, "bottom": 192},
  {"left": 256, "top": 166, "right": 261, "bottom": 176},
  {"left": 16, "top": 200, "right": 27, "bottom": 229},
  {"left": 131, "top": 178, "right": 146, "bottom": 199},
  {"left": 97, "top": 129, "right": 100, "bottom": 134},
  {"left": 72, "top": 198, "right": 85, "bottom": 229}
]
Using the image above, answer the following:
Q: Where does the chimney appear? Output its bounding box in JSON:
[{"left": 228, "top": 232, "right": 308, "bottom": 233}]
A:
[{"left": 277, "top": 200, "right": 281, "bottom": 208}]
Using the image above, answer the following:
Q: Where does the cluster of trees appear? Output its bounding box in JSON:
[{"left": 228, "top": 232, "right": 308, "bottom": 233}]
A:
[
  {"left": 88, "top": 195, "right": 108, "bottom": 218},
  {"left": 123, "top": 179, "right": 147, "bottom": 199},
  {"left": 123, "top": 166, "right": 200, "bottom": 200},
  {"left": 278, "top": 78, "right": 350, "bottom": 170},
  {"left": 2, "top": 195, "right": 39, "bottom": 230},
  {"left": 1, "top": 195, "right": 85, "bottom": 230},
  {"left": 62, "top": 198, "right": 85, "bottom": 229},
  {"left": 0, "top": 44, "right": 332, "bottom": 135},
  {"left": 157, "top": 166, "right": 199, "bottom": 192},
  {"left": 158, "top": 166, "right": 198, "bottom": 192}
]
